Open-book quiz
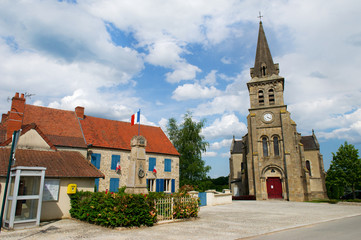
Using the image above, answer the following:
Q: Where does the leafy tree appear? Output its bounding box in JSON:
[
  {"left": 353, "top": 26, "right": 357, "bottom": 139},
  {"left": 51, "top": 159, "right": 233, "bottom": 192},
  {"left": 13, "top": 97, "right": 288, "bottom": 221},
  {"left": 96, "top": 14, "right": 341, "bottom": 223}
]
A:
[
  {"left": 326, "top": 142, "right": 361, "bottom": 199},
  {"left": 167, "top": 112, "right": 211, "bottom": 186}
]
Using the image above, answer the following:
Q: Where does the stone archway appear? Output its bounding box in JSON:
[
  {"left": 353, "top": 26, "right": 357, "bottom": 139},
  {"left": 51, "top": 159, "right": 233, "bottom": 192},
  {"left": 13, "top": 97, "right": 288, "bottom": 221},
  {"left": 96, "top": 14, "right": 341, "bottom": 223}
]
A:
[{"left": 261, "top": 165, "right": 286, "bottom": 199}]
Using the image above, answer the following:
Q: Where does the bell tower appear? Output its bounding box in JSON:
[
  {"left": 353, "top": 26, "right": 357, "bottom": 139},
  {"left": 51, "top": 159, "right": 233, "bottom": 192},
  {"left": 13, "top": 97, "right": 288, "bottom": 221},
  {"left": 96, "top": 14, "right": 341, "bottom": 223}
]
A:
[{"left": 245, "top": 21, "right": 306, "bottom": 201}]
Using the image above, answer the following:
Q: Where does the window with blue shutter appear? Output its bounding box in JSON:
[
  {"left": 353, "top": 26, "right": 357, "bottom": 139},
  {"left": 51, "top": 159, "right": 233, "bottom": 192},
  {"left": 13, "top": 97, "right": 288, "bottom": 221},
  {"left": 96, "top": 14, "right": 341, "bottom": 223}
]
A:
[
  {"left": 164, "top": 159, "right": 171, "bottom": 172},
  {"left": 111, "top": 155, "right": 120, "bottom": 170},
  {"left": 171, "top": 179, "right": 175, "bottom": 193},
  {"left": 149, "top": 157, "right": 156, "bottom": 171},
  {"left": 109, "top": 178, "right": 119, "bottom": 192},
  {"left": 91, "top": 153, "right": 101, "bottom": 169},
  {"left": 156, "top": 179, "right": 160, "bottom": 192}
]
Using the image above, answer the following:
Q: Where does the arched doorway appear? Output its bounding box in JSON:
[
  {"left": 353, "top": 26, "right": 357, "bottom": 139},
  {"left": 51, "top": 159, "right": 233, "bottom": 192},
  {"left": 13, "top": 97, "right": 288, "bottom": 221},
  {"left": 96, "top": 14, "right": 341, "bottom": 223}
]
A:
[
  {"left": 266, "top": 177, "right": 282, "bottom": 199},
  {"left": 262, "top": 165, "right": 285, "bottom": 200}
]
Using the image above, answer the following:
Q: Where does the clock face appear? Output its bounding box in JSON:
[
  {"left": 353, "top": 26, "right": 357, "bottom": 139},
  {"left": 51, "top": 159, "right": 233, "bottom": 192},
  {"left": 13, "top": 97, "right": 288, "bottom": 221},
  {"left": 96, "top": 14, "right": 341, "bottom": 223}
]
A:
[{"left": 263, "top": 113, "right": 273, "bottom": 122}]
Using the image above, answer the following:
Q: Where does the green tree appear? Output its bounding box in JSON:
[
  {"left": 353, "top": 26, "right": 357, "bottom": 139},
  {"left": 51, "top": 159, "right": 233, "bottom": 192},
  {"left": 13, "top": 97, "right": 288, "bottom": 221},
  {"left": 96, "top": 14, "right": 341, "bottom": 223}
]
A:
[
  {"left": 167, "top": 112, "right": 211, "bottom": 186},
  {"left": 326, "top": 142, "right": 361, "bottom": 199}
]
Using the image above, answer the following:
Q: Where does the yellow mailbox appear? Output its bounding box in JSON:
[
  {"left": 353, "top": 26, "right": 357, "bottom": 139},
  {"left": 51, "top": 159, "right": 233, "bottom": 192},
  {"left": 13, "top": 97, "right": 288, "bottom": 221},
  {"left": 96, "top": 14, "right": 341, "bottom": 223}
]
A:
[{"left": 67, "top": 184, "right": 77, "bottom": 194}]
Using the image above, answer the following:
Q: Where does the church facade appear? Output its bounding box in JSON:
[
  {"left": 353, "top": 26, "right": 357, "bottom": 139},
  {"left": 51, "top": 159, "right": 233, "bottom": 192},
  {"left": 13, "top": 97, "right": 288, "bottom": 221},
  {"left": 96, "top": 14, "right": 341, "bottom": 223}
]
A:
[{"left": 229, "top": 21, "right": 327, "bottom": 201}]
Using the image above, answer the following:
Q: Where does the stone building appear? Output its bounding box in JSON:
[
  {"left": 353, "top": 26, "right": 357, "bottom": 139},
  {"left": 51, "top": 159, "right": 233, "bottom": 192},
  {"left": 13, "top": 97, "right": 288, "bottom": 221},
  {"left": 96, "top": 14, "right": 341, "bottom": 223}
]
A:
[
  {"left": 0, "top": 93, "right": 179, "bottom": 196},
  {"left": 229, "top": 21, "right": 327, "bottom": 201}
]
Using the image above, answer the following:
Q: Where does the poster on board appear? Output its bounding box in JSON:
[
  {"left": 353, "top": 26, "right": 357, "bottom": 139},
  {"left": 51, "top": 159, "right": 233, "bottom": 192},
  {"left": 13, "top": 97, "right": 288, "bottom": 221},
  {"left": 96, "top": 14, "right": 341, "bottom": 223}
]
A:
[{"left": 43, "top": 179, "right": 60, "bottom": 201}]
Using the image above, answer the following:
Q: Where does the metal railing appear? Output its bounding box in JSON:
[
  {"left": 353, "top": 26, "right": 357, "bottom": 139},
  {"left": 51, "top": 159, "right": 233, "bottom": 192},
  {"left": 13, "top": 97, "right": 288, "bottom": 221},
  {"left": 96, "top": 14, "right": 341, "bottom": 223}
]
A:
[{"left": 155, "top": 197, "right": 197, "bottom": 222}]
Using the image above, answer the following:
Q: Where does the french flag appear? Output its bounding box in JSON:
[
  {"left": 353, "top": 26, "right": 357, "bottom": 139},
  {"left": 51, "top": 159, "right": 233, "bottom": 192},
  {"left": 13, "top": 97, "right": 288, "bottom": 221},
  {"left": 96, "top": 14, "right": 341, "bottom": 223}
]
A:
[
  {"left": 131, "top": 110, "right": 140, "bottom": 126},
  {"left": 153, "top": 166, "right": 157, "bottom": 174}
]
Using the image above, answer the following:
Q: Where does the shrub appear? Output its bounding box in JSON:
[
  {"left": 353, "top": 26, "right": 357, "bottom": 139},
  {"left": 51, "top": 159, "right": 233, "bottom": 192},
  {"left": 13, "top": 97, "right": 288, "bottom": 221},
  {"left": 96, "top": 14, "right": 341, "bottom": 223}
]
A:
[{"left": 70, "top": 191, "right": 155, "bottom": 228}]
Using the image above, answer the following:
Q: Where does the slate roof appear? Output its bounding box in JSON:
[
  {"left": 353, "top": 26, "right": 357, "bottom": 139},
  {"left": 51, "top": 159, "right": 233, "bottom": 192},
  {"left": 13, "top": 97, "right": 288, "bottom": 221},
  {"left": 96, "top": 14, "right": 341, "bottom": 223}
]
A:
[
  {"left": 301, "top": 135, "right": 319, "bottom": 151},
  {"left": 0, "top": 148, "right": 104, "bottom": 178},
  {"left": 231, "top": 140, "right": 244, "bottom": 154}
]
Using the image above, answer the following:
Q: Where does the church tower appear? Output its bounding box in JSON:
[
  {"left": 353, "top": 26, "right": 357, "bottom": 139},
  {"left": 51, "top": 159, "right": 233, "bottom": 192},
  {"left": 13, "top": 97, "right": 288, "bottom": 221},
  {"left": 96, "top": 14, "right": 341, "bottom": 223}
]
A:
[
  {"left": 245, "top": 21, "right": 306, "bottom": 201},
  {"left": 229, "top": 20, "right": 327, "bottom": 201}
]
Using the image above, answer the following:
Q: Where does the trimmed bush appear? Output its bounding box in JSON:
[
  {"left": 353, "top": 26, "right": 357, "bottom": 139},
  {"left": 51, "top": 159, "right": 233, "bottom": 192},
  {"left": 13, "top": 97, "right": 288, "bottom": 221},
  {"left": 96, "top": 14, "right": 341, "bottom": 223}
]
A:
[{"left": 70, "top": 191, "right": 155, "bottom": 228}]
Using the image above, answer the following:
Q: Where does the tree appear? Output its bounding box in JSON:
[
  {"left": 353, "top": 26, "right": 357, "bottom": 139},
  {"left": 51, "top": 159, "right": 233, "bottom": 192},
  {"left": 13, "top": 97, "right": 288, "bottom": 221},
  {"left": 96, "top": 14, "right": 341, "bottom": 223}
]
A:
[
  {"left": 167, "top": 112, "right": 211, "bottom": 186},
  {"left": 326, "top": 142, "right": 361, "bottom": 199}
]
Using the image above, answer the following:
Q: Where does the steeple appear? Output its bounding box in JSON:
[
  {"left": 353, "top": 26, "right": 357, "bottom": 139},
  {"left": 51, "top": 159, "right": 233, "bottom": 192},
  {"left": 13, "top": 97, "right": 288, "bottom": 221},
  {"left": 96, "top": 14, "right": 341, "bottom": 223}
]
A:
[{"left": 250, "top": 21, "right": 279, "bottom": 79}]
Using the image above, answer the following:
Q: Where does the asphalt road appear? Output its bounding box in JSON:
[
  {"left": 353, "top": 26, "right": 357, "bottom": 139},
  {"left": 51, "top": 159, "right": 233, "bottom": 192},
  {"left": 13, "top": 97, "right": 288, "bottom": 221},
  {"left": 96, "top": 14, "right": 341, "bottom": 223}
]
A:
[
  {"left": 250, "top": 214, "right": 361, "bottom": 240},
  {"left": 1, "top": 201, "right": 361, "bottom": 240}
]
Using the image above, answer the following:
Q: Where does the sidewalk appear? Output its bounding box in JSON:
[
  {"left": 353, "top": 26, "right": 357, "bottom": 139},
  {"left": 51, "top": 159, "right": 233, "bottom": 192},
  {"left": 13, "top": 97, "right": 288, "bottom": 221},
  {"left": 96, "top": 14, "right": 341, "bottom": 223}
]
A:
[{"left": 1, "top": 201, "right": 361, "bottom": 240}]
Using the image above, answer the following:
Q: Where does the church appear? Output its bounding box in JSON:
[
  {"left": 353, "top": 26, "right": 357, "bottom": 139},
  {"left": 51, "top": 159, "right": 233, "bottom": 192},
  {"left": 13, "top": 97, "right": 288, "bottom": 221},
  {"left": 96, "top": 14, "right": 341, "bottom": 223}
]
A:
[{"left": 229, "top": 21, "right": 327, "bottom": 201}]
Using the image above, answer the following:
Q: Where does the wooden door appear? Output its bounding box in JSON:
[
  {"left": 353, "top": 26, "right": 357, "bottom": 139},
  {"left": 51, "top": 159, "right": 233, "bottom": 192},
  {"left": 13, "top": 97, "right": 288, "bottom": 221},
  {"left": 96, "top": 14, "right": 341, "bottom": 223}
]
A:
[{"left": 267, "top": 177, "right": 283, "bottom": 199}]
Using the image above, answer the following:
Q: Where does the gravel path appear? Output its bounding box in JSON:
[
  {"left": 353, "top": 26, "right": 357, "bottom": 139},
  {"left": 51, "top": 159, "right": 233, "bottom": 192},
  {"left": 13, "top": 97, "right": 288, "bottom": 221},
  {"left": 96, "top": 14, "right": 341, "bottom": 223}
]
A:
[{"left": 1, "top": 201, "right": 361, "bottom": 240}]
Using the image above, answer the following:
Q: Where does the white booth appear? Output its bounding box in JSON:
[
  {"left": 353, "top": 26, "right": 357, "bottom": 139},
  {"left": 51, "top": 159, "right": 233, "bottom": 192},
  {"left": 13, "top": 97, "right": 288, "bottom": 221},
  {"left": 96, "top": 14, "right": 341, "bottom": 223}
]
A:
[{"left": 3, "top": 166, "right": 46, "bottom": 229}]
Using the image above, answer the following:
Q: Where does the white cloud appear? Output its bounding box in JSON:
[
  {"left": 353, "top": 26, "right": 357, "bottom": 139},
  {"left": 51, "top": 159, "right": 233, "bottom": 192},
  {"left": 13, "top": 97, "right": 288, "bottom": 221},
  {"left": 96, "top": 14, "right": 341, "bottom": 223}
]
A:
[
  {"left": 201, "top": 70, "right": 218, "bottom": 86},
  {"left": 221, "top": 57, "right": 232, "bottom": 64},
  {"left": 203, "top": 151, "right": 217, "bottom": 157},
  {"left": 202, "top": 113, "right": 247, "bottom": 140},
  {"left": 165, "top": 63, "right": 201, "bottom": 83},
  {"left": 210, "top": 139, "right": 233, "bottom": 150},
  {"left": 172, "top": 83, "right": 221, "bottom": 101}
]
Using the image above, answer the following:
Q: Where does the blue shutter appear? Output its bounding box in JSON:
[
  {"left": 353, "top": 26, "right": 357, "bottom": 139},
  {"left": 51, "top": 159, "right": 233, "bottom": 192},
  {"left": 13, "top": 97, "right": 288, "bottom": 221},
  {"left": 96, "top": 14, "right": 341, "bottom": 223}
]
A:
[
  {"left": 111, "top": 155, "right": 120, "bottom": 170},
  {"left": 171, "top": 179, "right": 175, "bottom": 193},
  {"left": 149, "top": 157, "right": 156, "bottom": 171},
  {"left": 156, "top": 179, "right": 160, "bottom": 192},
  {"left": 164, "top": 159, "right": 171, "bottom": 172},
  {"left": 160, "top": 179, "right": 165, "bottom": 192},
  {"left": 95, "top": 178, "right": 99, "bottom": 192},
  {"left": 91, "top": 153, "right": 101, "bottom": 169},
  {"left": 109, "top": 178, "right": 119, "bottom": 192}
]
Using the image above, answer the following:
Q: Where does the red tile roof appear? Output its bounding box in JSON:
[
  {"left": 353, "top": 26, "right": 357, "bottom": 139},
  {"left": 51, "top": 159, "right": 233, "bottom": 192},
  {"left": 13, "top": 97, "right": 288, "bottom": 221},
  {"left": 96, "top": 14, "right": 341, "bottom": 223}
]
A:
[
  {"left": 0, "top": 148, "right": 104, "bottom": 178},
  {"left": 0, "top": 102, "right": 179, "bottom": 156},
  {"left": 22, "top": 105, "right": 87, "bottom": 148},
  {"left": 80, "top": 116, "right": 179, "bottom": 156}
]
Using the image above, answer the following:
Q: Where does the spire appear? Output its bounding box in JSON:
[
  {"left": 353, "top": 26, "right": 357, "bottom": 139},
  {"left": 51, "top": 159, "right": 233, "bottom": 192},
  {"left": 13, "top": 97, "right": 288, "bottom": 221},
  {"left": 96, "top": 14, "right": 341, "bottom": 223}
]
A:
[{"left": 251, "top": 21, "right": 279, "bottom": 78}]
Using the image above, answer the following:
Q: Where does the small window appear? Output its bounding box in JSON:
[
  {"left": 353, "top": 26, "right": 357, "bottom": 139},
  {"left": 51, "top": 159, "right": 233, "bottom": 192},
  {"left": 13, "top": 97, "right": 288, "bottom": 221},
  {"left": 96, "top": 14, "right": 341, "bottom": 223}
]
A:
[
  {"left": 111, "top": 155, "right": 120, "bottom": 170},
  {"left": 164, "top": 159, "right": 171, "bottom": 172},
  {"left": 306, "top": 160, "right": 311, "bottom": 176},
  {"left": 269, "top": 89, "right": 275, "bottom": 104},
  {"left": 149, "top": 157, "right": 156, "bottom": 171},
  {"left": 262, "top": 137, "right": 268, "bottom": 157},
  {"left": 147, "top": 179, "right": 156, "bottom": 192},
  {"left": 258, "top": 90, "right": 264, "bottom": 105},
  {"left": 273, "top": 137, "right": 280, "bottom": 156}
]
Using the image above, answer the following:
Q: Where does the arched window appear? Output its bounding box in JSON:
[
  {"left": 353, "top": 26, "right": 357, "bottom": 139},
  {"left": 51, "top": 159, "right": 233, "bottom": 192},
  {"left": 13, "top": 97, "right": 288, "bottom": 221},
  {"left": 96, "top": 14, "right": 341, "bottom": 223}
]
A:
[
  {"left": 306, "top": 160, "right": 311, "bottom": 176},
  {"left": 258, "top": 90, "right": 264, "bottom": 105},
  {"left": 269, "top": 89, "right": 275, "bottom": 104},
  {"left": 273, "top": 136, "right": 279, "bottom": 156},
  {"left": 262, "top": 137, "right": 268, "bottom": 157}
]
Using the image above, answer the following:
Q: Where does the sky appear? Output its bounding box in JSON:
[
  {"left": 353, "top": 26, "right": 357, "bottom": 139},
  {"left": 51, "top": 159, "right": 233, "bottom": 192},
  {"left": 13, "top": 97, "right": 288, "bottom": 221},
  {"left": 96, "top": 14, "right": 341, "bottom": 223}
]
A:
[{"left": 1, "top": 0, "right": 361, "bottom": 178}]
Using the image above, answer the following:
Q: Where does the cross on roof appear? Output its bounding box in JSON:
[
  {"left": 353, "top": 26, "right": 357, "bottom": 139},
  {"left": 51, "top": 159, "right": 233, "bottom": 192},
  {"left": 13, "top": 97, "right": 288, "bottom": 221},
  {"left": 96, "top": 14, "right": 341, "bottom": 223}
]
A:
[{"left": 258, "top": 11, "right": 263, "bottom": 22}]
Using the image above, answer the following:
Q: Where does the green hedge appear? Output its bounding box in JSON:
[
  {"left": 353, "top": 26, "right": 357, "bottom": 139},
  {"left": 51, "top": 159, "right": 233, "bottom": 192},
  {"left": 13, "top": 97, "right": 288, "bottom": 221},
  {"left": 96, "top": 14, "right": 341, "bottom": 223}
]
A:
[
  {"left": 70, "top": 191, "right": 156, "bottom": 228},
  {"left": 70, "top": 190, "right": 199, "bottom": 228}
]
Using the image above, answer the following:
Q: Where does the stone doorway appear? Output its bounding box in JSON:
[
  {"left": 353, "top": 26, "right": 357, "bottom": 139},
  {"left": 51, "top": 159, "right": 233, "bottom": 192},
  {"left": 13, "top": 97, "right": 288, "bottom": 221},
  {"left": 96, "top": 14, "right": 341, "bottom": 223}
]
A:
[{"left": 267, "top": 177, "right": 283, "bottom": 199}]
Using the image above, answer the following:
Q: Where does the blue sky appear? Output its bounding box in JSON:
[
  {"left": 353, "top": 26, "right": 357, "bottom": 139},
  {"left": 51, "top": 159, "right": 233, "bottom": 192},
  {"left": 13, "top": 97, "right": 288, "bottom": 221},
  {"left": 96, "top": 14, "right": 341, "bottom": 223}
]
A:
[{"left": 1, "top": 0, "right": 361, "bottom": 177}]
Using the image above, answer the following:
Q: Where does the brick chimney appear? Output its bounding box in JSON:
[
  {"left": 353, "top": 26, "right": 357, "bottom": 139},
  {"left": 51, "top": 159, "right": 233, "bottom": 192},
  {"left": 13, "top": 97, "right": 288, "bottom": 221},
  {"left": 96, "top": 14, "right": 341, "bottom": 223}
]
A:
[
  {"left": 6, "top": 93, "right": 26, "bottom": 139},
  {"left": 75, "top": 106, "right": 84, "bottom": 119}
]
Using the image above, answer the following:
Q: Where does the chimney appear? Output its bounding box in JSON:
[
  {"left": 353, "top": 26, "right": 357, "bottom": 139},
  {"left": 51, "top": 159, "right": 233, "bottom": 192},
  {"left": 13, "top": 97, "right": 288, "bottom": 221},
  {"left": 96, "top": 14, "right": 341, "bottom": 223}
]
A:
[
  {"left": 75, "top": 106, "right": 84, "bottom": 119},
  {"left": 6, "top": 92, "right": 26, "bottom": 139},
  {"left": 1, "top": 113, "right": 8, "bottom": 124}
]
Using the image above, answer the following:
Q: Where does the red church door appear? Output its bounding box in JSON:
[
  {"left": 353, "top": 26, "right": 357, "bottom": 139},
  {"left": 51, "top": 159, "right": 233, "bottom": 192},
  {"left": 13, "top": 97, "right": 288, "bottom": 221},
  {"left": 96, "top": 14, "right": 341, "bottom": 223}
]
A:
[{"left": 267, "top": 177, "right": 283, "bottom": 199}]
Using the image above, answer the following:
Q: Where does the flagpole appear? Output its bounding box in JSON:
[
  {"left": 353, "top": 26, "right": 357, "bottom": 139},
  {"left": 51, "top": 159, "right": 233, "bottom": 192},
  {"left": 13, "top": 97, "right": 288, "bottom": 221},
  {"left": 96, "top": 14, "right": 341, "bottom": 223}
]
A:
[{"left": 138, "top": 109, "right": 140, "bottom": 136}]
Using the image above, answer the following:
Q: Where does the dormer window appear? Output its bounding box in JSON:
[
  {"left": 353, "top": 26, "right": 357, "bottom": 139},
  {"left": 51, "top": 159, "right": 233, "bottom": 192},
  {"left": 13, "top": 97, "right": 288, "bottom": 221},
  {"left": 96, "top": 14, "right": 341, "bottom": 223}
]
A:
[
  {"left": 258, "top": 90, "right": 264, "bottom": 105},
  {"left": 269, "top": 89, "right": 275, "bottom": 104}
]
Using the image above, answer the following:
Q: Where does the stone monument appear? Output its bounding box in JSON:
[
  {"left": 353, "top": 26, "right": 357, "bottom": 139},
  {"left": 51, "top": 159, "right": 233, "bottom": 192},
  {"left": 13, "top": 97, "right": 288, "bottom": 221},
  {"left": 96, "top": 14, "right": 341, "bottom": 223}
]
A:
[{"left": 125, "top": 135, "right": 148, "bottom": 194}]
